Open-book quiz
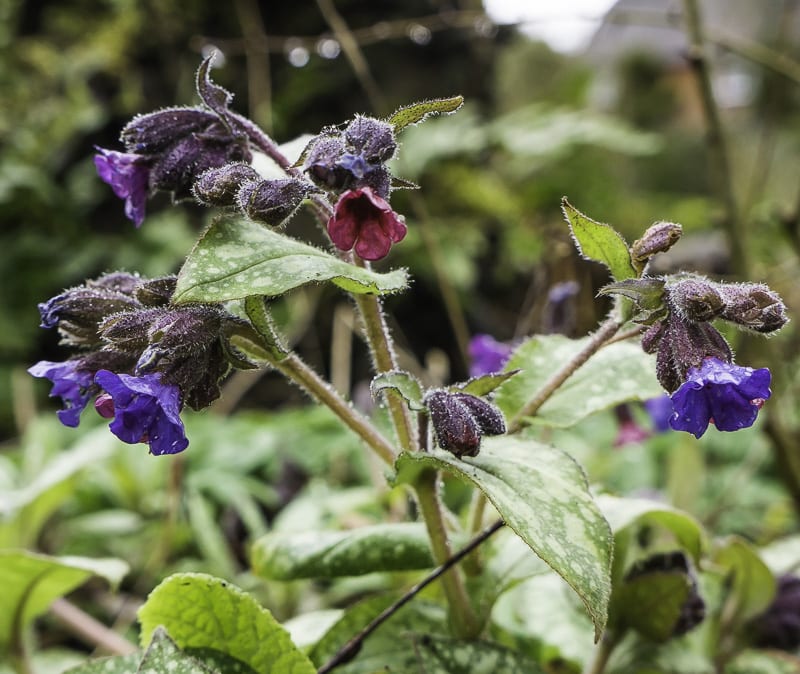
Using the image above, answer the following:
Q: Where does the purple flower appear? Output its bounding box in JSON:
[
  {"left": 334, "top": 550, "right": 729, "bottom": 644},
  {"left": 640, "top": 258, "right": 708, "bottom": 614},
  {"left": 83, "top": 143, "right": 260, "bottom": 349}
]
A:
[
  {"left": 327, "top": 187, "right": 407, "bottom": 261},
  {"left": 94, "top": 370, "right": 188, "bottom": 455},
  {"left": 337, "top": 152, "right": 372, "bottom": 179},
  {"left": 669, "top": 358, "right": 771, "bottom": 438},
  {"left": 94, "top": 148, "right": 150, "bottom": 227},
  {"left": 468, "top": 334, "right": 513, "bottom": 377},
  {"left": 28, "top": 360, "right": 95, "bottom": 427},
  {"left": 644, "top": 395, "right": 674, "bottom": 433}
]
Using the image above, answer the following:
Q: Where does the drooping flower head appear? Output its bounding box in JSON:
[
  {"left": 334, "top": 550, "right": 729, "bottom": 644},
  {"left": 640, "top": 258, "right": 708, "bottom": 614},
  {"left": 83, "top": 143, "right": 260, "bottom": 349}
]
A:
[
  {"left": 28, "top": 360, "right": 96, "bottom": 427},
  {"left": 669, "top": 357, "right": 771, "bottom": 438},
  {"left": 94, "top": 370, "right": 188, "bottom": 455},
  {"left": 94, "top": 149, "right": 151, "bottom": 227},
  {"left": 643, "top": 395, "right": 674, "bottom": 433},
  {"left": 327, "top": 187, "right": 407, "bottom": 261},
  {"left": 468, "top": 334, "right": 513, "bottom": 378}
]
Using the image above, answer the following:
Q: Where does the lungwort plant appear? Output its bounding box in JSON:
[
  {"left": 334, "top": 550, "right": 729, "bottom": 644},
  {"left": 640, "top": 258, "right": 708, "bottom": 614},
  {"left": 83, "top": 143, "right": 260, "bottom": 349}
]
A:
[{"left": 14, "top": 54, "right": 798, "bottom": 674}]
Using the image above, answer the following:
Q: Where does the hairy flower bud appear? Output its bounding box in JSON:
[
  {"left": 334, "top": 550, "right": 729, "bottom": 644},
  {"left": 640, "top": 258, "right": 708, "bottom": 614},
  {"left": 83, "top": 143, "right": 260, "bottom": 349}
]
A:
[
  {"left": 121, "top": 107, "right": 220, "bottom": 155},
  {"left": 631, "top": 221, "right": 683, "bottom": 266},
  {"left": 304, "top": 134, "right": 352, "bottom": 190},
  {"left": 666, "top": 277, "right": 724, "bottom": 323},
  {"left": 424, "top": 390, "right": 506, "bottom": 458},
  {"left": 134, "top": 276, "right": 177, "bottom": 307},
  {"left": 237, "top": 177, "right": 314, "bottom": 227},
  {"left": 193, "top": 162, "right": 261, "bottom": 206},
  {"left": 718, "top": 283, "right": 788, "bottom": 333},
  {"left": 344, "top": 115, "right": 397, "bottom": 163}
]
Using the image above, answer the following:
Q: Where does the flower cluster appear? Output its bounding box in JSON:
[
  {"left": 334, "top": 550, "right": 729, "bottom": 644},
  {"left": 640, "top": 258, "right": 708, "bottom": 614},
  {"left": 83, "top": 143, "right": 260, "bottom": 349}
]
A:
[
  {"left": 424, "top": 389, "right": 506, "bottom": 458},
  {"left": 29, "top": 273, "right": 247, "bottom": 454}
]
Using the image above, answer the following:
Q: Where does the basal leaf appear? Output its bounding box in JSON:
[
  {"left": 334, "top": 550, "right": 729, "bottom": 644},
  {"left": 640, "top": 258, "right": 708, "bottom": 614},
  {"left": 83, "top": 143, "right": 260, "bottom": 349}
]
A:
[
  {"left": 0, "top": 551, "right": 128, "bottom": 653},
  {"left": 495, "top": 334, "right": 663, "bottom": 428},
  {"left": 174, "top": 217, "right": 408, "bottom": 303},
  {"left": 62, "top": 654, "right": 140, "bottom": 674},
  {"left": 714, "top": 537, "right": 776, "bottom": 622},
  {"left": 138, "top": 573, "right": 316, "bottom": 674},
  {"left": 387, "top": 96, "right": 464, "bottom": 132},
  {"left": 371, "top": 371, "right": 425, "bottom": 411},
  {"left": 251, "top": 522, "right": 434, "bottom": 580},
  {"left": 138, "top": 628, "right": 217, "bottom": 674},
  {"left": 562, "top": 198, "right": 637, "bottom": 281},
  {"left": 395, "top": 437, "right": 613, "bottom": 640}
]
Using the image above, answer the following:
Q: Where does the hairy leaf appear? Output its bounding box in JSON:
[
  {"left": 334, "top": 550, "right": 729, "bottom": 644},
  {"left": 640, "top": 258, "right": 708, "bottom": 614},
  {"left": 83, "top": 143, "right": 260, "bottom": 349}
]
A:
[
  {"left": 371, "top": 371, "right": 425, "bottom": 411},
  {"left": 387, "top": 96, "right": 464, "bottom": 132}
]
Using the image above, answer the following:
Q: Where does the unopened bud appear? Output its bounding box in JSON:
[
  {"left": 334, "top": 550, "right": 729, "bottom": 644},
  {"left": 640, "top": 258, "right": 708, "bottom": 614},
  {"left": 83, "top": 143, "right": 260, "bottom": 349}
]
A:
[
  {"left": 122, "top": 107, "right": 219, "bottom": 154},
  {"left": 344, "top": 115, "right": 397, "bottom": 162},
  {"left": 135, "top": 276, "right": 177, "bottom": 307},
  {"left": 304, "top": 134, "right": 352, "bottom": 190},
  {"left": 424, "top": 390, "right": 506, "bottom": 458},
  {"left": 718, "top": 283, "right": 788, "bottom": 334},
  {"left": 631, "top": 221, "right": 682, "bottom": 265},
  {"left": 193, "top": 162, "right": 261, "bottom": 206},
  {"left": 237, "top": 178, "right": 313, "bottom": 227},
  {"left": 667, "top": 277, "right": 724, "bottom": 322}
]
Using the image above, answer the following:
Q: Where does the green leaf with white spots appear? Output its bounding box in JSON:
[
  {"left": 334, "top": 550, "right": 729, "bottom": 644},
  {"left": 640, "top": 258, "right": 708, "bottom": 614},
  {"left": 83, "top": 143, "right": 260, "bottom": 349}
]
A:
[
  {"left": 0, "top": 550, "right": 129, "bottom": 654},
  {"left": 173, "top": 217, "right": 408, "bottom": 303},
  {"left": 411, "top": 635, "right": 545, "bottom": 673},
  {"left": 495, "top": 334, "right": 663, "bottom": 428},
  {"left": 138, "top": 628, "right": 218, "bottom": 674},
  {"left": 562, "top": 198, "right": 637, "bottom": 281},
  {"left": 250, "top": 522, "right": 435, "bottom": 579},
  {"left": 371, "top": 371, "right": 425, "bottom": 410},
  {"left": 394, "top": 437, "right": 613, "bottom": 640},
  {"left": 387, "top": 96, "right": 464, "bottom": 132},
  {"left": 138, "top": 573, "right": 316, "bottom": 674},
  {"left": 62, "top": 654, "right": 141, "bottom": 674}
]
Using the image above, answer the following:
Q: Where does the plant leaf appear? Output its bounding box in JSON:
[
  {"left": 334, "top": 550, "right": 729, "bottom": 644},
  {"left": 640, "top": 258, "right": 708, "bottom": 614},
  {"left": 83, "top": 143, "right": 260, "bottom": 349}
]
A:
[
  {"left": 395, "top": 437, "right": 613, "bottom": 640},
  {"left": 174, "top": 217, "right": 408, "bottom": 303},
  {"left": 138, "top": 628, "right": 217, "bottom": 674},
  {"left": 495, "top": 334, "right": 663, "bottom": 428},
  {"left": 452, "top": 371, "right": 519, "bottom": 397},
  {"left": 387, "top": 96, "right": 464, "bottom": 132},
  {"left": 614, "top": 569, "right": 694, "bottom": 642},
  {"left": 251, "top": 522, "right": 435, "bottom": 579},
  {"left": 371, "top": 371, "right": 425, "bottom": 410},
  {"left": 714, "top": 537, "right": 776, "bottom": 623},
  {"left": 62, "top": 654, "right": 140, "bottom": 674},
  {"left": 562, "top": 198, "right": 637, "bottom": 281},
  {"left": 0, "top": 551, "right": 128, "bottom": 653},
  {"left": 138, "top": 573, "right": 316, "bottom": 674}
]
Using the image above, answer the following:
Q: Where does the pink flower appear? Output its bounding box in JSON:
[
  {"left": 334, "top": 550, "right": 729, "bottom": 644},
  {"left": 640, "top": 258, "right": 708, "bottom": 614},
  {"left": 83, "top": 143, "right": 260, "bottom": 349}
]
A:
[{"left": 327, "top": 187, "right": 407, "bottom": 261}]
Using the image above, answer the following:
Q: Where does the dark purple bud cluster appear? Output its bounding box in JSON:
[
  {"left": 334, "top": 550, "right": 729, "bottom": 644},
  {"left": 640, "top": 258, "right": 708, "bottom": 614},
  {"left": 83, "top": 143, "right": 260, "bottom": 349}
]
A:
[
  {"left": 95, "top": 56, "right": 253, "bottom": 227},
  {"left": 749, "top": 574, "right": 800, "bottom": 651},
  {"left": 424, "top": 389, "right": 506, "bottom": 458},
  {"left": 29, "top": 273, "right": 246, "bottom": 454}
]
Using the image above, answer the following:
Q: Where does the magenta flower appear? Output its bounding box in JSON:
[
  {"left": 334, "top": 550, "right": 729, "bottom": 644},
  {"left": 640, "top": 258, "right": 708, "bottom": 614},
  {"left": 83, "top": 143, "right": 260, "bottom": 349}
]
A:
[
  {"left": 28, "top": 360, "right": 95, "bottom": 427},
  {"left": 327, "top": 187, "right": 407, "bottom": 261},
  {"left": 468, "top": 334, "right": 513, "bottom": 377},
  {"left": 669, "top": 358, "right": 771, "bottom": 438},
  {"left": 94, "top": 370, "right": 188, "bottom": 455},
  {"left": 94, "top": 148, "right": 150, "bottom": 227}
]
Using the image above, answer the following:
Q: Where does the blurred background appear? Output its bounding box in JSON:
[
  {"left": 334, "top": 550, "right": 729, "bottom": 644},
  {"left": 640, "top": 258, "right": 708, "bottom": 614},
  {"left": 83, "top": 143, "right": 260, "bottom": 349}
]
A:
[{"left": 3, "top": 0, "right": 800, "bottom": 630}]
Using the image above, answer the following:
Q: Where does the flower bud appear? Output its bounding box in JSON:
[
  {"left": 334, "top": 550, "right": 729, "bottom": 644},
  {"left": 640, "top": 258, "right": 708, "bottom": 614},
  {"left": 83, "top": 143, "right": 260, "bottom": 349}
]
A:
[
  {"left": 718, "top": 283, "right": 788, "bottom": 333},
  {"left": 631, "top": 221, "right": 682, "bottom": 265},
  {"left": 749, "top": 574, "right": 800, "bottom": 651},
  {"left": 667, "top": 277, "right": 724, "bottom": 323},
  {"left": 134, "top": 276, "right": 177, "bottom": 307},
  {"left": 344, "top": 115, "right": 397, "bottom": 162},
  {"left": 424, "top": 390, "right": 506, "bottom": 458},
  {"left": 304, "top": 134, "right": 353, "bottom": 190},
  {"left": 193, "top": 162, "right": 261, "bottom": 206},
  {"left": 237, "top": 178, "right": 313, "bottom": 227},
  {"left": 121, "top": 107, "right": 220, "bottom": 154}
]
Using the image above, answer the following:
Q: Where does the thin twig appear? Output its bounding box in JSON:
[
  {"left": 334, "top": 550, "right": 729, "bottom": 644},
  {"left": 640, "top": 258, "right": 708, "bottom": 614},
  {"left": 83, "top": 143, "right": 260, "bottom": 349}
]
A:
[
  {"left": 317, "top": 518, "right": 505, "bottom": 674},
  {"left": 50, "top": 599, "right": 138, "bottom": 656}
]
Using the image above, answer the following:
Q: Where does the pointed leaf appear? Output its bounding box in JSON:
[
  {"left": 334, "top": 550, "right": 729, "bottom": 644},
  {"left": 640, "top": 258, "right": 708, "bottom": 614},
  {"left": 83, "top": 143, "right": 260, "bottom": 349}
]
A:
[
  {"left": 138, "top": 573, "right": 316, "bottom": 674},
  {"left": 174, "top": 217, "right": 408, "bottom": 303},
  {"left": 371, "top": 371, "right": 425, "bottom": 410},
  {"left": 452, "top": 370, "right": 519, "bottom": 397},
  {"left": 0, "top": 551, "right": 128, "bottom": 652},
  {"left": 395, "top": 437, "right": 613, "bottom": 640},
  {"left": 495, "top": 334, "right": 663, "bottom": 428},
  {"left": 196, "top": 53, "right": 233, "bottom": 119},
  {"left": 562, "top": 198, "right": 637, "bottom": 281},
  {"left": 387, "top": 96, "right": 464, "bottom": 132},
  {"left": 251, "top": 522, "right": 435, "bottom": 580},
  {"left": 62, "top": 654, "right": 140, "bottom": 674},
  {"left": 138, "top": 628, "right": 217, "bottom": 674},
  {"left": 714, "top": 537, "right": 776, "bottom": 622}
]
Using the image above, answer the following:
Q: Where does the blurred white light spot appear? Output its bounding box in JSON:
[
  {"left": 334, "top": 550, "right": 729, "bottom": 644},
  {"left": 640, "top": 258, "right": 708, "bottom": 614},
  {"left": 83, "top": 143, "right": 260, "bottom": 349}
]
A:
[
  {"left": 408, "top": 24, "right": 432, "bottom": 45},
  {"left": 286, "top": 39, "right": 310, "bottom": 67},
  {"left": 201, "top": 45, "right": 225, "bottom": 67},
  {"left": 317, "top": 38, "right": 341, "bottom": 59}
]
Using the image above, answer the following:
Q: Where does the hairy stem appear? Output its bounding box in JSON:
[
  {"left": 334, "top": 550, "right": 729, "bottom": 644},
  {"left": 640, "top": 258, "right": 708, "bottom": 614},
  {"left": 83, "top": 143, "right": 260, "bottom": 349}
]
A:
[
  {"left": 509, "top": 317, "right": 622, "bottom": 432},
  {"left": 414, "top": 470, "right": 481, "bottom": 638}
]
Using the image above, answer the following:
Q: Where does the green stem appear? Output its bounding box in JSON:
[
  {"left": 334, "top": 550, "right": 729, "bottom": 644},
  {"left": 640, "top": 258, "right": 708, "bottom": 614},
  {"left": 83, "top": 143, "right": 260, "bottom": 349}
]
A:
[
  {"left": 583, "top": 630, "right": 622, "bottom": 674},
  {"left": 509, "top": 317, "right": 622, "bottom": 432},
  {"left": 414, "top": 469, "right": 481, "bottom": 638},
  {"left": 682, "top": 0, "right": 748, "bottom": 275},
  {"left": 352, "top": 291, "right": 418, "bottom": 453}
]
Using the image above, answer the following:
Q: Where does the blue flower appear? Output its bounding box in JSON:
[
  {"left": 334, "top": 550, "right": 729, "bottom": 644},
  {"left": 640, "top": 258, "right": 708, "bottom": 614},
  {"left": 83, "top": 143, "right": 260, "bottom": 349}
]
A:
[
  {"left": 94, "top": 370, "right": 188, "bottom": 455},
  {"left": 28, "top": 360, "right": 95, "bottom": 427},
  {"left": 94, "top": 148, "right": 150, "bottom": 227},
  {"left": 669, "top": 358, "right": 771, "bottom": 438},
  {"left": 468, "top": 334, "right": 513, "bottom": 378},
  {"left": 644, "top": 395, "right": 674, "bottom": 433}
]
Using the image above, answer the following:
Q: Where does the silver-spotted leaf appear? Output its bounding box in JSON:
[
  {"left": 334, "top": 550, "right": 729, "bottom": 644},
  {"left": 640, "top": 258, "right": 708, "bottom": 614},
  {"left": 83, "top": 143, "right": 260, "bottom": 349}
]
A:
[
  {"left": 251, "top": 522, "right": 434, "bottom": 579},
  {"left": 174, "top": 217, "right": 408, "bottom": 303},
  {"left": 138, "top": 573, "right": 316, "bottom": 674},
  {"left": 562, "top": 198, "right": 637, "bottom": 281},
  {"left": 394, "top": 437, "right": 613, "bottom": 640}
]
